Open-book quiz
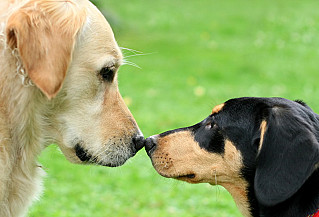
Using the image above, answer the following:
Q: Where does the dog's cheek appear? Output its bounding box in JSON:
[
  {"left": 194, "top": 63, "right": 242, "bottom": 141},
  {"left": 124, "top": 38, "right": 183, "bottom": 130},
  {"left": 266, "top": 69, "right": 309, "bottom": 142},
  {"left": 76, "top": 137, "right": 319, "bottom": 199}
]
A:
[{"left": 223, "top": 140, "right": 244, "bottom": 176}]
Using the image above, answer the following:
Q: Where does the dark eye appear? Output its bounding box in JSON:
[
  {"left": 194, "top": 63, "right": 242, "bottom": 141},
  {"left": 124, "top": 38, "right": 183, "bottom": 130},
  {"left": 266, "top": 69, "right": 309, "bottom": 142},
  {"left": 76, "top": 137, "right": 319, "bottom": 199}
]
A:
[
  {"left": 205, "top": 122, "right": 212, "bottom": 130},
  {"left": 206, "top": 123, "right": 218, "bottom": 131},
  {"left": 100, "top": 67, "right": 115, "bottom": 82},
  {"left": 205, "top": 121, "right": 217, "bottom": 130}
]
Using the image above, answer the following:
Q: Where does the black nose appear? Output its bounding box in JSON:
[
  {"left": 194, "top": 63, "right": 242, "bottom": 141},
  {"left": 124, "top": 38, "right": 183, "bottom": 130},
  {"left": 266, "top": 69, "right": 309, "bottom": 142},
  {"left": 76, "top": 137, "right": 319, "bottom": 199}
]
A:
[
  {"left": 145, "top": 136, "right": 158, "bottom": 156},
  {"left": 132, "top": 135, "right": 145, "bottom": 152}
]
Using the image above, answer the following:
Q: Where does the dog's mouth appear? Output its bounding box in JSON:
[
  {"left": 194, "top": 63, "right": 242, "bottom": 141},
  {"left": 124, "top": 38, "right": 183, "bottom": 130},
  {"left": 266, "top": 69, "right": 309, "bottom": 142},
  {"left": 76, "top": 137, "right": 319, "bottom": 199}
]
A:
[
  {"left": 75, "top": 144, "right": 96, "bottom": 164},
  {"left": 175, "top": 173, "right": 203, "bottom": 184},
  {"left": 158, "top": 171, "right": 196, "bottom": 180},
  {"left": 176, "top": 174, "right": 196, "bottom": 179},
  {"left": 175, "top": 173, "right": 197, "bottom": 182}
]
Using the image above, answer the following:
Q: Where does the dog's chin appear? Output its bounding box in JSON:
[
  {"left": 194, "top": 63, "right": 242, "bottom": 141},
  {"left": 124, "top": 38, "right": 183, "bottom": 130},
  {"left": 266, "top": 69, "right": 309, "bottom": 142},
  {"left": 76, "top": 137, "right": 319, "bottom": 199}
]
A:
[{"left": 74, "top": 144, "right": 135, "bottom": 167}]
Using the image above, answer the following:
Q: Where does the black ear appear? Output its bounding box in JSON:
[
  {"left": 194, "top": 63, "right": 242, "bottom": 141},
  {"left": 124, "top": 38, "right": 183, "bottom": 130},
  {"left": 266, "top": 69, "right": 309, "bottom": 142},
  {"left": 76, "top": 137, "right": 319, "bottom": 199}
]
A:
[{"left": 254, "top": 106, "right": 319, "bottom": 206}]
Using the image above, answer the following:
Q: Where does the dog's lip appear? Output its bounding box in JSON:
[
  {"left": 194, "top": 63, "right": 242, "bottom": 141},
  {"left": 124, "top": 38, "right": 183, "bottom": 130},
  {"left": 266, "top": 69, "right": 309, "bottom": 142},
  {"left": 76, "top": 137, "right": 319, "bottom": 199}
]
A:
[
  {"left": 75, "top": 143, "right": 93, "bottom": 162},
  {"left": 175, "top": 173, "right": 204, "bottom": 184},
  {"left": 175, "top": 174, "right": 196, "bottom": 181},
  {"left": 158, "top": 171, "right": 196, "bottom": 179},
  {"left": 176, "top": 174, "right": 196, "bottom": 179}
]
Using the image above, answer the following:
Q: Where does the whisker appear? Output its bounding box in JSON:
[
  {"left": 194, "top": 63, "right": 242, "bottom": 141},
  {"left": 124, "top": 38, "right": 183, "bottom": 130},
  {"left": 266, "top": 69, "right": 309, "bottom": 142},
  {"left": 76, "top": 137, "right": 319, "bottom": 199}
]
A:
[
  {"left": 120, "top": 47, "right": 143, "bottom": 55},
  {"left": 120, "top": 47, "right": 155, "bottom": 70},
  {"left": 92, "top": 145, "right": 110, "bottom": 161},
  {"left": 124, "top": 52, "right": 154, "bottom": 58},
  {"left": 122, "top": 60, "right": 141, "bottom": 69}
]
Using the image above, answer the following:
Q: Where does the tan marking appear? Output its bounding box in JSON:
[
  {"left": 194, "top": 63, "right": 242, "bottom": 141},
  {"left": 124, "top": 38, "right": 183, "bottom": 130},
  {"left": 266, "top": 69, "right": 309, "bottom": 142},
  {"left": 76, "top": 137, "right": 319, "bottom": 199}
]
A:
[
  {"left": 212, "top": 103, "right": 225, "bottom": 115},
  {"left": 151, "top": 133, "right": 251, "bottom": 217},
  {"left": 258, "top": 120, "right": 267, "bottom": 153},
  {"left": 223, "top": 140, "right": 244, "bottom": 175},
  {"left": 152, "top": 131, "right": 224, "bottom": 183},
  {"left": 223, "top": 183, "right": 252, "bottom": 217},
  {"left": 222, "top": 140, "right": 251, "bottom": 217}
]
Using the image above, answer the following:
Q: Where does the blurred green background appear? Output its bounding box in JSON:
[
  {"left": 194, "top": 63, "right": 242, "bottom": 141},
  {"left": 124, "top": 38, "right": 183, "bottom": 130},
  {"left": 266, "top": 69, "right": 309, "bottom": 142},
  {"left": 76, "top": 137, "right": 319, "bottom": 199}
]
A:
[{"left": 30, "top": 0, "right": 319, "bottom": 216}]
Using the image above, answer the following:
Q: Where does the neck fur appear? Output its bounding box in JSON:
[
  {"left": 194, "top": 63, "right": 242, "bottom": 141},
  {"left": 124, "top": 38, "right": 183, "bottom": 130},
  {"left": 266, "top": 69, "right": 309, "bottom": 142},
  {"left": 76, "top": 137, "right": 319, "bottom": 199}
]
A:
[{"left": 0, "top": 42, "right": 48, "bottom": 217}]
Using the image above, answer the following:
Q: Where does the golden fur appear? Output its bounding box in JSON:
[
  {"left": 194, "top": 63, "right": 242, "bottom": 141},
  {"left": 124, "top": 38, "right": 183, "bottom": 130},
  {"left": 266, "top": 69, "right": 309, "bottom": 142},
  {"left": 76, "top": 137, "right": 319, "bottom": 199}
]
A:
[{"left": 0, "top": 0, "right": 141, "bottom": 216}]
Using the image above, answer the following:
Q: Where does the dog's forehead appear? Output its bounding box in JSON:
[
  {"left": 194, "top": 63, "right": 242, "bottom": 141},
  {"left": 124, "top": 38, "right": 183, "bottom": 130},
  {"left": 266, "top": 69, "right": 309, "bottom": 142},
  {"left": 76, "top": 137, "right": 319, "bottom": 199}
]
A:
[
  {"left": 83, "top": 16, "right": 121, "bottom": 56},
  {"left": 211, "top": 98, "right": 270, "bottom": 127},
  {"left": 212, "top": 97, "right": 314, "bottom": 129},
  {"left": 73, "top": 1, "right": 123, "bottom": 70},
  {"left": 211, "top": 99, "right": 256, "bottom": 118},
  {"left": 216, "top": 97, "right": 274, "bottom": 114}
]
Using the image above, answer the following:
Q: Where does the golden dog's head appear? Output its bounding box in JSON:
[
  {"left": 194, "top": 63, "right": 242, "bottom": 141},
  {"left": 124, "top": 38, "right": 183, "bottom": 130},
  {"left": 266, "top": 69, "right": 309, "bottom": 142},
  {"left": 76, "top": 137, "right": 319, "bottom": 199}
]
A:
[{"left": 5, "top": 0, "right": 143, "bottom": 167}]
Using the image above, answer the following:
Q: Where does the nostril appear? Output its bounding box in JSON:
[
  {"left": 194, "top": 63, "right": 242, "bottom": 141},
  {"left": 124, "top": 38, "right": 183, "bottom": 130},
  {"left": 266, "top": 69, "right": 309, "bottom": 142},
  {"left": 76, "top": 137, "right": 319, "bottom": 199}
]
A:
[
  {"left": 133, "top": 135, "right": 145, "bottom": 152},
  {"left": 145, "top": 135, "right": 158, "bottom": 156}
]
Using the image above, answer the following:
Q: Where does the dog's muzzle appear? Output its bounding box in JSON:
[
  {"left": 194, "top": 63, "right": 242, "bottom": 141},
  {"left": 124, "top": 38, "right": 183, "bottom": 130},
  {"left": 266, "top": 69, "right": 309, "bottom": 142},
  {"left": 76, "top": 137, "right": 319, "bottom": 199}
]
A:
[{"left": 75, "top": 135, "right": 146, "bottom": 166}]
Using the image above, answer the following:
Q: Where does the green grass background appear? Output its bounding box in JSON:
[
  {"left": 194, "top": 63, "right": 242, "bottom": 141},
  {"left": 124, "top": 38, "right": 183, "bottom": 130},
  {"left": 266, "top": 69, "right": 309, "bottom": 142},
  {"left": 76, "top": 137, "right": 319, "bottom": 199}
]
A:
[{"left": 30, "top": 0, "right": 319, "bottom": 216}]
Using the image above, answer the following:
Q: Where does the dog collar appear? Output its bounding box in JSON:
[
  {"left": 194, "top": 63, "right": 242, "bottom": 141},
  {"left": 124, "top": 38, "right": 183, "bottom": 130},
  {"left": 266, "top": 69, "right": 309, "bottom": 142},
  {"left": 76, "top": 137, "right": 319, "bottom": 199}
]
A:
[{"left": 308, "top": 208, "right": 319, "bottom": 217}]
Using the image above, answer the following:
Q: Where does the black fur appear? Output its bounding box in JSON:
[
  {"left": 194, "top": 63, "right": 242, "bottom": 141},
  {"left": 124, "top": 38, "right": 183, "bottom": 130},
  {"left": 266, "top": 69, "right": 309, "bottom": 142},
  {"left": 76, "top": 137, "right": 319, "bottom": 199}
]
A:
[
  {"left": 216, "top": 97, "right": 319, "bottom": 217},
  {"left": 156, "top": 118, "right": 225, "bottom": 154},
  {"left": 193, "top": 117, "right": 225, "bottom": 154},
  {"left": 149, "top": 97, "right": 319, "bottom": 217}
]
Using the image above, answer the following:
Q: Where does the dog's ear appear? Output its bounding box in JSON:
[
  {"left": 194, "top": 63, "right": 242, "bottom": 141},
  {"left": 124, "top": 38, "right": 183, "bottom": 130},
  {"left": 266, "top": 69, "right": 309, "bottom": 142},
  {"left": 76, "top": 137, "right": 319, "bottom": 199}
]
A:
[
  {"left": 6, "top": 0, "right": 86, "bottom": 99},
  {"left": 254, "top": 106, "right": 319, "bottom": 206}
]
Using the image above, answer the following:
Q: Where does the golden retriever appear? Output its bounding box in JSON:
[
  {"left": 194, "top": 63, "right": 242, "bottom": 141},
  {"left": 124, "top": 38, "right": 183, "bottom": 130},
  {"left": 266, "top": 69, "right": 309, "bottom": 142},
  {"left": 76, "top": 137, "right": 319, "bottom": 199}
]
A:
[{"left": 0, "top": 0, "right": 144, "bottom": 216}]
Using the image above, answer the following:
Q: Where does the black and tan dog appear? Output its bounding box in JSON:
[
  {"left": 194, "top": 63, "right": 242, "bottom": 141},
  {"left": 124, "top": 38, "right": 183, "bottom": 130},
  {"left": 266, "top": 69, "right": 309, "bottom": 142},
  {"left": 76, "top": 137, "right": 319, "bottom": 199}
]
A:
[{"left": 145, "top": 97, "right": 319, "bottom": 217}]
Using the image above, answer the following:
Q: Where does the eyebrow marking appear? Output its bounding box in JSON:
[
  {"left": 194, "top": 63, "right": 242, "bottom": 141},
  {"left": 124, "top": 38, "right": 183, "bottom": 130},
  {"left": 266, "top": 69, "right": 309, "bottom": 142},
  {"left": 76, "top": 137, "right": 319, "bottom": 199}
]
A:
[
  {"left": 258, "top": 120, "right": 267, "bottom": 153},
  {"left": 212, "top": 103, "right": 225, "bottom": 115}
]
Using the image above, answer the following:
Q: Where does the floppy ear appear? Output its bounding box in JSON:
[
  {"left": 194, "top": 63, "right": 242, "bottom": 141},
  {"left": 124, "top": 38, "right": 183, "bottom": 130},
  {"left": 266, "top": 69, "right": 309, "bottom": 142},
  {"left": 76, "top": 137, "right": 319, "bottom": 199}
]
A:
[
  {"left": 254, "top": 106, "right": 319, "bottom": 206},
  {"left": 6, "top": 0, "right": 85, "bottom": 99}
]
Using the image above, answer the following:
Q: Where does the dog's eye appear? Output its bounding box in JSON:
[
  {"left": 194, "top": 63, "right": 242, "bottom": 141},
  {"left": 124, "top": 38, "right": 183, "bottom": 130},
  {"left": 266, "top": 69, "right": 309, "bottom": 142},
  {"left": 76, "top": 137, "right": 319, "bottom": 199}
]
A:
[
  {"left": 100, "top": 67, "right": 115, "bottom": 82},
  {"left": 205, "top": 122, "right": 217, "bottom": 130}
]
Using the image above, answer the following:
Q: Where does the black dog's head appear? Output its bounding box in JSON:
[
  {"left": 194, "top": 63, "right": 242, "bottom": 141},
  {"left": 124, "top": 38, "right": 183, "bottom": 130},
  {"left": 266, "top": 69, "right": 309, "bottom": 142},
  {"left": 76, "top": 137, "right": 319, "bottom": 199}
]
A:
[{"left": 146, "top": 97, "right": 319, "bottom": 217}]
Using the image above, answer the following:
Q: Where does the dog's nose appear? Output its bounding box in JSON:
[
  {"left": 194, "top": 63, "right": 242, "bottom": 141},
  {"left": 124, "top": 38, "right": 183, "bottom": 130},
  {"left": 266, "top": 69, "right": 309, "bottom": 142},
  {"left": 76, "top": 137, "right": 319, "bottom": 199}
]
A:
[
  {"left": 132, "top": 135, "right": 145, "bottom": 152},
  {"left": 145, "top": 135, "right": 158, "bottom": 156}
]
